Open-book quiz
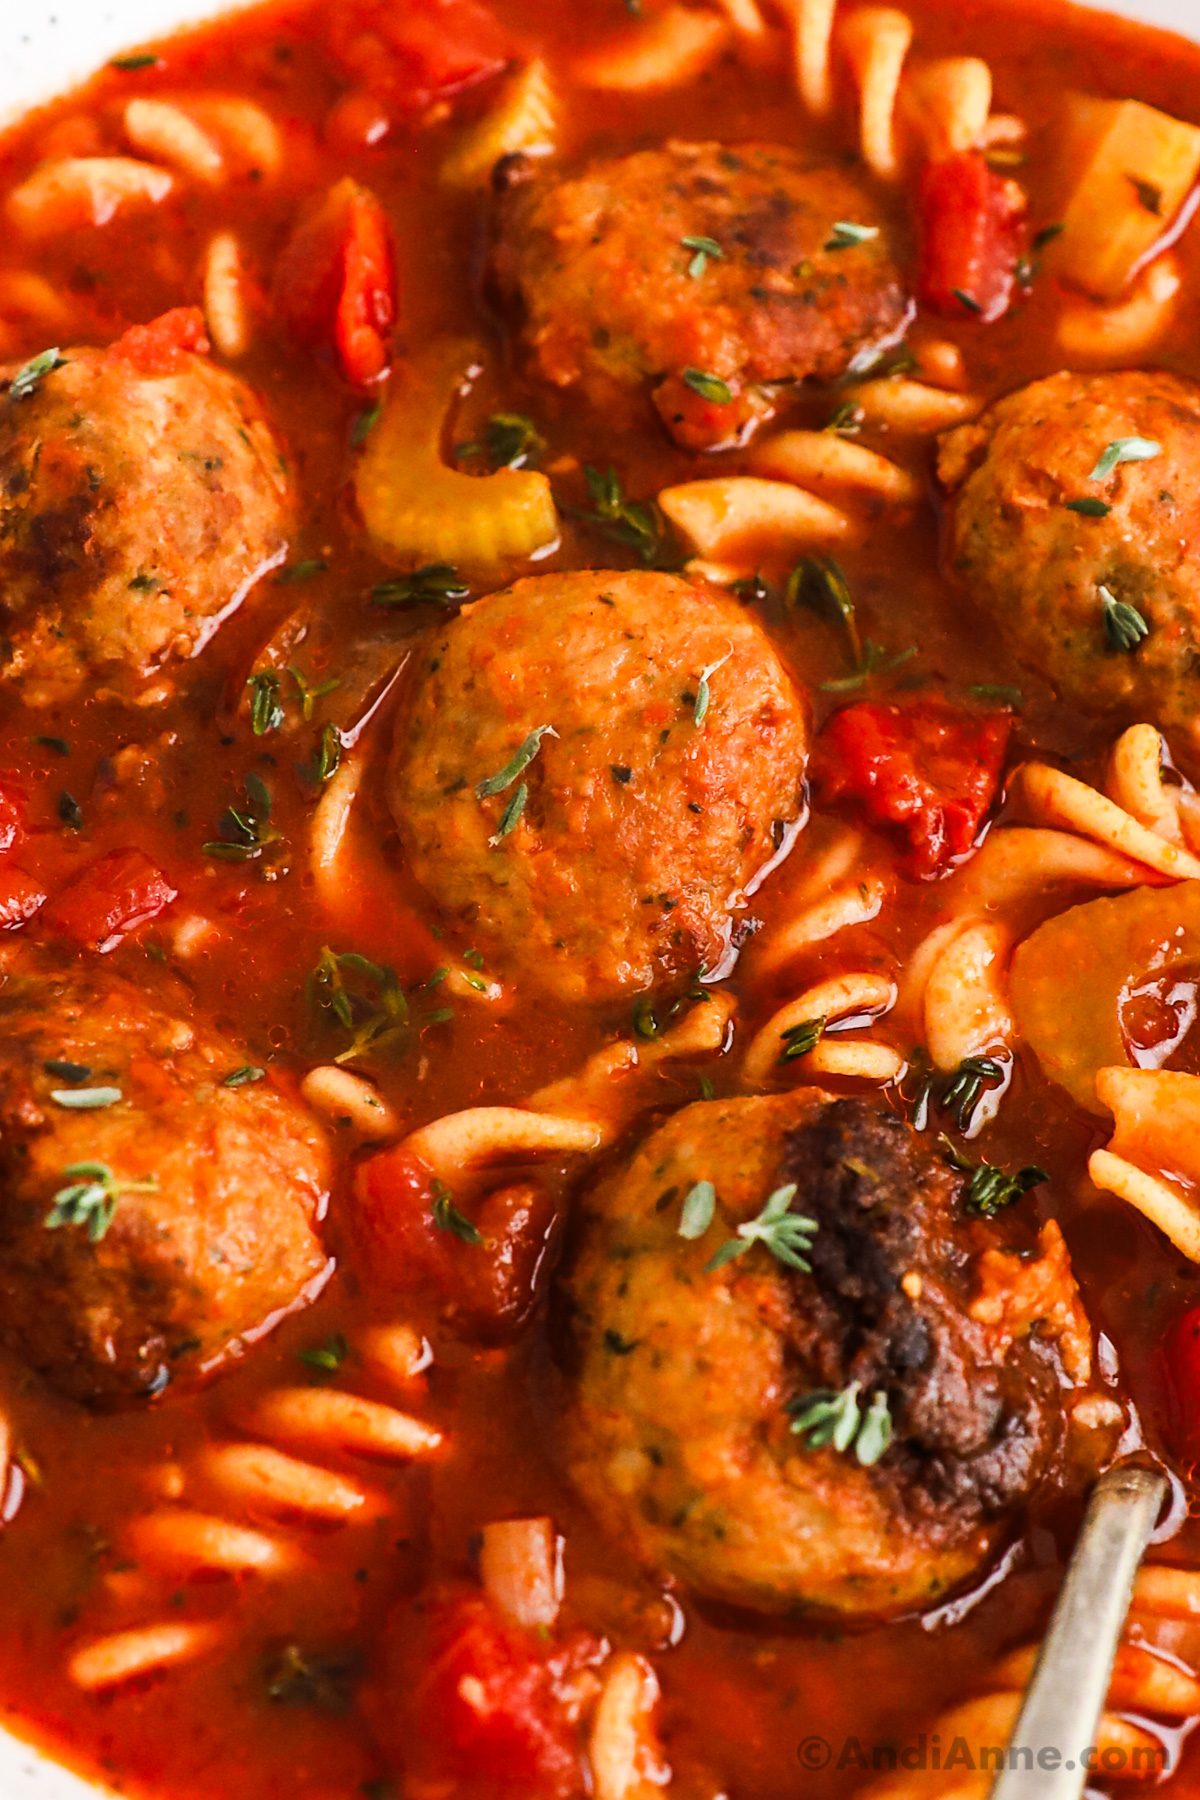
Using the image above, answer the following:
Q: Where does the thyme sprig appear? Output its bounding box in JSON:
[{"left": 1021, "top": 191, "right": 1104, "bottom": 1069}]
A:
[
  {"left": 706, "top": 1183, "right": 818, "bottom": 1273},
  {"left": 788, "top": 1381, "right": 893, "bottom": 1465},
  {"left": 45, "top": 1161, "right": 159, "bottom": 1243}
]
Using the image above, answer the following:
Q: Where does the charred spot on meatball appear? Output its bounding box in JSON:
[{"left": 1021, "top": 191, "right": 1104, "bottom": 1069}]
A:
[
  {"left": 489, "top": 141, "right": 910, "bottom": 449},
  {"left": 0, "top": 311, "right": 294, "bottom": 707},
  {"left": 939, "top": 368, "right": 1200, "bottom": 764},
  {"left": 388, "top": 569, "right": 809, "bottom": 1003},
  {"left": 0, "top": 950, "right": 331, "bottom": 1405},
  {"left": 558, "top": 1092, "right": 1092, "bottom": 1618}
]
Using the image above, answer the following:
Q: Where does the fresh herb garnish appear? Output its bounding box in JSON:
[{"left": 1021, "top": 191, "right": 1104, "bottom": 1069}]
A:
[
  {"left": 299, "top": 722, "right": 342, "bottom": 786},
  {"left": 682, "top": 367, "right": 732, "bottom": 405},
  {"left": 952, "top": 287, "right": 983, "bottom": 314},
  {"left": 44, "top": 1059, "right": 90, "bottom": 1084},
  {"left": 968, "top": 683, "right": 1024, "bottom": 708},
  {"left": 58, "top": 791, "right": 83, "bottom": 830},
  {"left": 566, "top": 465, "right": 664, "bottom": 566},
  {"left": 45, "top": 1161, "right": 158, "bottom": 1243},
  {"left": 1128, "top": 174, "right": 1163, "bottom": 215},
  {"left": 490, "top": 784, "right": 527, "bottom": 843},
  {"left": 297, "top": 1333, "right": 349, "bottom": 1373},
  {"left": 678, "top": 1179, "right": 716, "bottom": 1240},
  {"left": 939, "top": 1136, "right": 1048, "bottom": 1216},
  {"left": 786, "top": 556, "right": 861, "bottom": 663},
  {"left": 372, "top": 564, "right": 469, "bottom": 609},
  {"left": 203, "top": 772, "right": 278, "bottom": 862},
  {"left": 731, "top": 572, "right": 770, "bottom": 603},
  {"left": 223, "top": 1065, "right": 265, "bottom": 1087},
  {"left": 940, "top": 1056, "right": 1004, "bottom": 1131},
  {"left": 49, "top": 1087, "right": 122, "bottom": 1110},
  {"left": 692, "top": 651, "right": 731, "bottom": 728},
  {"left": 788, "top": 1382, "right": 893, "bottom": 1465},
  {"left": 308, "top": 949, "right": 449, "bottom": 1063},
  {"left": 110, "top": 51, "right": 160, "bottom": 69},
  {"left": 289, "top": 665, "right": 340, "bottom": 722},
  {"left": 431, "top": 1179, "right": 483, "bottom": 1244},
  {"left": 1065, "top": 496, "right": 1112, "bottom": 517},
  {"left": 825, "top": 220, "right": 879, "bottom": 251},
  {"left": 681, "top": 234, "right": 724, "bottom": 279},
  {"left": 458, "top": 413, "right": 543, "bottom": 470},
  {"left": 780, "top": 1016, "right": 826, "bottom": 1062},
  {"left": 32, "top": 734, "right": 70, "bottom": 756},
  {"left": 705, "top": 1183, "right": 818, "bottom": 1273},
  {"left": 1032, "top": 222, "right": 1065, "bottom": 251},
  {"left": 247, "top": 670, "right": 285, "bottom": 736},
  {"left": 350, "top": 402, "right": 382, "bottom": 446},
  {"left": 266, "top": 1643, "right": 361, "bottom": 1713},
  {"left": 9, "top": 347, "right": 64, "bottom": 401},
  {"left": 1089, "top": 437, "right": 1161, "bottom": 481},
  {"left": 1100, "top": 584, "right": 1149, "bottom": 652},
  {"left": 476, "top": 725, "right": 555, "bottom": 799},
  {"left": 278, "top": 559, "right": 329, "bottom": 583},
  {"left": 824, "top": 400, "right": 865, "bottom": 436},
  {"left": 820, "top": 641, "right": 916, "bottom": 693}
]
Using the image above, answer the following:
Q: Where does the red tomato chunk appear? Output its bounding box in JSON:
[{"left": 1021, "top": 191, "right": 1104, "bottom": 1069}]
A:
[
  {"left": 917, "top": 153, "right": 1028, "bottom": 323},
  {"left": 107, "top": 306, "right": 211, "bottom": 375},
  {"left": 811, "top": 699, "right": 1011, "bottom": 877},
  {"left": 42, "top": 848, "right": 178, "bottom": 951},
  {"left": 354, "top": 1148, "right": 559, "bottom": 1339},
  {"left": 0, "top": 869, "right": 46, "bottom": 931},
  {"left": 274, "top": 178, "right": 397, "bottom": 389},
  {"left": 329, "top": 0, "right": 510, "bottom": 114},
  {"left": 383, "top": 1593, "right": 603, "bottom": 1799}
]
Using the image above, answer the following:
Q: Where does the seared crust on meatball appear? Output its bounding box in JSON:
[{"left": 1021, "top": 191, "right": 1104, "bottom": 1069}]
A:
[
  {"left": 389, "top": 570, "right": 809, "bottom": 1003},
  {"left": 0, "top": 333, "right": 293, "bottom": 705},
  {"left": 940, "top": 369, "right": 1200, "bottom": 758},
  {"left": 558, "top": 1094, "right": 1091, "bottom": 1618},
  {"left": 0, "top": 952, "right": 330, "bottom": 1404},
  {"left": 490, "top": 142, "right": 909, "bottom": 446}
]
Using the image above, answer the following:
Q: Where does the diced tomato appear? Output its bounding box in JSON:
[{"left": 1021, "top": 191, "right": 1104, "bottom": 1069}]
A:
[
  {"left": 381, "top": 1592, "right": 601, "bottom": 1798},
  {"left": 916, "top": 153, "right": 1029, "bottom": 323},
  {"left": 274, "top": 178, "right": 397, "bottom": 389},
  {"left": 328, "top": 0, "right": 510, "bottom": 116},
  {"left": 1166, "top": 1303, "right": 1200, "bottom": 1461},
  {"left": 107, "top": 307, "right": 211, "bottom": 375},
  {"left": 0, "top": 868, "right": 46, "bottom": 931},
  {"left": 42, "top": 848, "right": 178, "bottom": 952},
  {"left": 354, "top": 1148, "right": 559, "bottom": 1340},
  {"left": 0, "top": 779, "right": 27, "bottom": 856},
  {"left": 810, "top": 699, "right": 1012, "bottom": 878}
]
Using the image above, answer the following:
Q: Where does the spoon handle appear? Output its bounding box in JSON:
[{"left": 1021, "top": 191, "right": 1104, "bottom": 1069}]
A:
[{"left": 989, "top": 1465, "right": 1166, "bottom": 1800}]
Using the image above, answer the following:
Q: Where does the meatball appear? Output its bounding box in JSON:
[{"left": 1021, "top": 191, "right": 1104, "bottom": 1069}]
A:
[
  {"left": 558, "top": 1093, "right": 1091, "bottom": 1618},
  {"left": 0, "top": 951, "right": 331, "bottom": 1405},
  {"left": 490, "top": 142, "right": 910, "bottom": 448},
  {"left": 939, "top": 368, "right": 1200, "bottom": 759},
  {"left": 0, "top": 310, "right": 294, "bottom": 706},
  {"left": 389, "top": 570, "right": 809, "bottom": 1003}
]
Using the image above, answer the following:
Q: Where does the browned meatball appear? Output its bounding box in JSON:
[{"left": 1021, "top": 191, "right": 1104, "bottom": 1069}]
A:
[
  {"left": 940, "top": 368, "right": 1200, "bottom": 761},
  {"left": 0, "top": 318, "right": 294, "bottom": 706},
  {"left": 0, "top": 951, "right": 331, "bottom": 1405},
  {"left": 559, "top": 1093, "right": 1093, "bottom": 1617},
  {"left": 389, "top": 569, "right": 809, "bottom": 1003},
  {"left": 490, "top": 141, "right": 910, "bottom": 448}
]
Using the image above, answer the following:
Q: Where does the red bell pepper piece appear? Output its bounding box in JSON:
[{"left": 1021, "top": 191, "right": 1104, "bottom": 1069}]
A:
[
  {"left": 329, "top": 0, "right": 509, "bottom": 115},
  {"left": 917, "top": 153, "right": 1028, "bottom": 324},
  {"left": 108, "top": 307, "right": 211, "bottom": 375},
  {"left": 43, "top": 848, "right": 178, "bottom": 952},
  {"left": 274, "top": 178, "right": 397, "bottom": 389}
]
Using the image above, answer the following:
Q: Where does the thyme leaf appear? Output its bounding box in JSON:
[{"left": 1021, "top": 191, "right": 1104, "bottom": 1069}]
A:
[{"left": 706, "top": 1182, "right": 818, "bottom": 1273}]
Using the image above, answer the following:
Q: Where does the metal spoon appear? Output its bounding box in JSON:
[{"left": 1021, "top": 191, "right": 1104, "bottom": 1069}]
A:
[{"left": 989, "top": 1464, "right": 1167, "bottom": 1800}]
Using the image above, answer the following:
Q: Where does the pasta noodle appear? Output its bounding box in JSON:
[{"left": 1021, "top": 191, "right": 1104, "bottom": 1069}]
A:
[
  {"left": 1015, "top": 760, "right": 1200, "bottom": 882},
  {"left": 1057, "top": 252, "right": 1182, "bottom": 362},
  {"left": 125, "top": 1507, "right": 297, "bottom": 1575},
  {"left": 203, "top": 231, "right": 251, "bottom": 359},
  {"left": 900, "top": 56, "right": 992, "bottom": 159},
  {"left": 193, "top": 1442, "right": 386, "bottom": 1523},
  {"left": 574, "top": 4, "right": 732, "bottom": 91},
  {"left": 402, "top": 1106, "right": 602, "bottom": 1183},
  {"left": 310, "top": 751, "right": 365, "bottom": 909},
  {"left": 742, "top": 971, "right": 895, "bottom": 1086},
  {"left": 479, "top": 1517, "right": 562, "bottom": 1630},
  {"left": 240, "top": 1386, "right": 443, "bottom": 1459},
  {"left": 1135, "top": 1566, "right": 1200, "bottom": 1619},
  {"left": 589, "top": 1652, "right": 670, "bottom": 1800},
  {"left": 791, "top": 0, "right": 838, "bottom": 114},
  {"left": 657, "top": 476, "right": 849, "bottom": 560},
  {"left": 68, "top": 1623, "right": 223, "bottom": 1692},
  {"left": 441, "top": 59, "right": 558, "bottom": 187},
  {"left": 923, "top": 919, "right": 1014, "bottom": 1071},
  {"left": 939, "top": 826, "right": 1153, "bottom": 923},
  {"left": 1088, "top": 1149, "right": 1200, "bottom": 1264},
  {"left": 1105, "top": 724, "right": 1185, "bottom": 844},
  {"left": 748, "top": 430, "right": 920, "bottom": 503},
  {"left": 185, "top": 96, "right": 283, "bottom": 178},
  {"left": 358, "top": 1323, "right": 434, "bottom": 1389},
  {"left": 838, "top": 7, "right": 914, "bottom": 180},
  {"left": 123, "top": 98, "right": 225, "bottom": 185},
  {"left": 847, "top": 377, "right": 984, "bottom": 432},
  {"left": 755, "top": 874, "right": 888, "bottom": 975},
  {"left": 300, "top": 1065, "right": 400, "bottom": 1139},
  {"left": 0, "top": 268, "right": 78, "bottom": 335},
  {"left": 805, "top": 1040, "right": 905, "bottom": 1081},
  {"left": 6, "top": 156, "right": 174, "bottom": 236}
]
